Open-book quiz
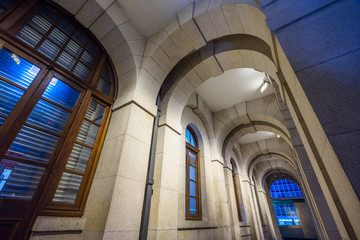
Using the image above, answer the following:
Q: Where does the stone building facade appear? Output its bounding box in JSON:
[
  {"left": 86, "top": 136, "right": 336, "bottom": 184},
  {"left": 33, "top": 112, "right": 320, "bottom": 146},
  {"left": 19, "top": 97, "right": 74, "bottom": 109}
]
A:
[{"left": 0, "top": 0, "right": 359, "bottom": 239}]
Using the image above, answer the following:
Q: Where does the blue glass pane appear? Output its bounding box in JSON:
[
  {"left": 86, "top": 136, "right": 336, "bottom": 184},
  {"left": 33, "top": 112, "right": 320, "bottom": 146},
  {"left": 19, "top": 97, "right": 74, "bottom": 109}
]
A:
[
  {"left": 0, "top": 47, "right": 41, "bottom": 88},
  {"left": 7, "top": 125, "right": 59, "bottom": 163},
  {"left": 39, "top": 7, "right": 59, "bottom": 23},
  {"left": 190, "top": 135, "right": 195, "bottom": 147},
  {"left": 102, "top": 63, "right": 110, "bottom": 80},
  {"left": 86, "top": 41, "right": 98, "bottom": 56},
  {"left": 53, "top": 172, "right": 83, "bottom": 204},
  {"left": 189, "top": 197, "right": 197, "bottom": 214},
  {"left": 42, "top": 77, "right": 80, "bottom": 110},
  {"left": 189, "top": 152, "right": 196, "bottom": 166},
  {"left": 0, "top": 116, "right": 5, "bottom": 126},
  {"left": 57, "top": 51, "right": 76, "bottom": 70},
  {"left": 73, "top": 62, "right": 89, "bottom": 80},
  {"left": 48, "top": 28, "right": 68, "bottom": 46},
  {"left": 189, "top": 166, "right": 196, "bottom": 181},
  {"left": 65, "top": 40, "right": 82, "bottom": 58},
  {"left": 16, "top": 25, "right": 42, "bottom": 48},
  {"left": 85, "top": 101, "right": 105, "bottom": 123},
  {"left": 76, "top": 120, "right": 99, "bottom": 146},
  {"left": 189, "top": 180, "right": 196, "bottom": 197},
  {"left": 27, "top": 99, "right": 71, "bottom": 134},
  {"left": 0, "top": 159, "right": 44, "bottom": 200},
  {"left": 73, "top": 31, "right": 87, "bottom": 46},
  {"left": 186, "top": 129, "right": 190, "bottom": 143},
  {"left": 28, "top": 14, "right": 51, "bottom": 34},
  {"left": 0, "top": 80, "right": 24, "bottom": 116},
  {"left": 96, "top": 77, "right": 111, "bottom": 95},
  {"left": 65, "top": 143, "right": 92, "bottom": 173},
  {"left": 37, "top": 39, "right": 60, "bottom": 60},
  {"left": 270, "top": 179, "right": 303, "bottom": 199},
  {"left": 80, "top": 51, "right": 95, "bottom": 66},
  {"left": 58, "top": 18, "right": 74, "bottom": 35}
]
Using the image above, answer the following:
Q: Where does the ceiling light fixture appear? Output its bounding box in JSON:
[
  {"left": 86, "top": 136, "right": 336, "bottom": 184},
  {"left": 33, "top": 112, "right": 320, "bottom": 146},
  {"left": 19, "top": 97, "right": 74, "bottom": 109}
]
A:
[
  {"left": 260, "top": 75, "right": 271, "bottom": 93},
  {"left": 277, "top": 135, "right": 280, "bottom": 138}
]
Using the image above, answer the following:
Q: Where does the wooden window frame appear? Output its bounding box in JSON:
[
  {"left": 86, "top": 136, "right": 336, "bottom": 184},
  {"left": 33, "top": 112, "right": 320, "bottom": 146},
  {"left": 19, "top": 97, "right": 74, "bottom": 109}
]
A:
[
  {"left": 185, "top": 127, "right": 202, "bottom": 221},
  {"left": 0, "top": 0, "right": 117, "bottom": 219},
  {"left": 231, "top": 161, "right": 243, "bottom": 222}
]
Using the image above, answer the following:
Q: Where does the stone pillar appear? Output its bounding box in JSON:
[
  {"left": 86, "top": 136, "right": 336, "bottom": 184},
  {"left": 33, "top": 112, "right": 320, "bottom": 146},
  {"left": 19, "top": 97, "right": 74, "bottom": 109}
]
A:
[
  {"left": 294, "top": 201, "right": 317, "bottom": 240},
  {"left": 250, "top": 180, "right": 264, "bottom": 240},
  {"left": 265, "top": 191, "right": 282, "bottom": 240},
  {"left": 223, "top": 164, "right": 241, "bottom": 240},
  {"left": 99, "top": 102, "right": 155, "bottom": 239},
  {"left": 147, "top": 125, "right": 182, "bottom": 239},
  {"left": 211, "top": 159, "right": 232, "bottom": 239},
  {"left": 241, "top": 177, "right": 258, "bottom": 240},
  {"left": 272, "top": 81, "right": 342, "bottom": 239},
  {"left": 255, "top": 186, "right": 274, "bottom": 240}
]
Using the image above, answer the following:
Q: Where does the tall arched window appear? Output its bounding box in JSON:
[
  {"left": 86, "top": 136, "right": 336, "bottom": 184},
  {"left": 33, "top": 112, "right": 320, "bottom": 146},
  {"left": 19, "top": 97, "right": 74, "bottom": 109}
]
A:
[
  {"left": 0, "top": 1, "right": 116, "bottom": 238},
  {"left": 270, "top": 179, "right": 303, "bottom": 226},
  {"left": 185, "top": 126, "right": 201, "bottom": 220}
]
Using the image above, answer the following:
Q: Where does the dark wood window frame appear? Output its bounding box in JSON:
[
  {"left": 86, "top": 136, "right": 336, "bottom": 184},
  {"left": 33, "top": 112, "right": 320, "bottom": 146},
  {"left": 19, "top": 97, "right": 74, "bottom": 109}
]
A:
[
  {"left": 185, "top": 127, "right": 202, "bottom": 220},
  {"left": 231, "top": 160, "right": 243, "bottom": 222},
  {"left": 0, "top": 2, "right": 117, "bottom": 238}
]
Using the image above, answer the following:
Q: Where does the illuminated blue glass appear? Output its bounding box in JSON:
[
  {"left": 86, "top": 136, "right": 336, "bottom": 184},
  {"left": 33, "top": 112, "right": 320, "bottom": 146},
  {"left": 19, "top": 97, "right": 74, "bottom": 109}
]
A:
[
  {"left": 189, "top": 197, "right": 197, "bottom": 214},
  {"left": 0, "top": 80, "right": 24, "bottom": 116},
  {"left": 0, "top": 116, "right": 4, "bottom": 126},
  {"left": 0, "top": 159, "right": 45, "bottom": 200},
  {"left": 270, "top": 179, "right": 303, "bottom": 199},
  {"left": 273, "top": 201, "right": 300, "bottom": 226},
  {"left": 186, "top": 129, "right": 190, "bottom": 143},
  {"left": 27, "top": 99, "right": 71, "bottom": 134},
  {"left": 0, "top": 47, "right": 41, "bottom": 88},
  {"left": 189, "top": 181, "right": 196, "bottom": 196},
  {"left": 42, "top": 77, "right": 79, "bottom": 110},
  {"left": 189, "top": 166, "right": 196, "bottom": 181},
  {"left": 7, "top": 125, "right": 59, "bottom": 163},
  {"left": 190, "top": 135, "right": 195, "bottom": 147}
]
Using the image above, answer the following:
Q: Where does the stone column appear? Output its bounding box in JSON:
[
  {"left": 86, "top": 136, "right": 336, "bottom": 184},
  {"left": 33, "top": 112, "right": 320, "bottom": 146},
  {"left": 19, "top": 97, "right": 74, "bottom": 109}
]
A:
[
  {"left": 211, "top": 159, "right": 232, "bottom": 239},
  {"left": 264, "top": 186, "right": 282, "bottom": 240},
  {"left": 241, "top": 177, "right": 258, "bottom": 240},
  {"left": 98, "top": 102, "right": 155, "bottom": 239},
  {"left": 294, "top": 201, "right": 317, "bottom": 240},
  {"left": 250, "top": 180, "right": 265, "bottom": 240},
  {"left": 223, "top": 164, "right": 241, "bottom": 240},
  {"left": 255, "top": 186, "right": 274, "bottom": 240},
  {"left": 147, "top": 125, "right": 182, "bottom": 239}
]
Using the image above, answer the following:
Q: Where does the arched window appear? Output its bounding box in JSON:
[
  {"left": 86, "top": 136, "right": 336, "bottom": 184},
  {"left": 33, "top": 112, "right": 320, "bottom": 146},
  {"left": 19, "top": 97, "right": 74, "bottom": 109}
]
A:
[
  {"left": 0, "top": 1, "right": 116, "bottom": 238},
  {"left": 230, "top": 159, "right": 245, "bottom": 222},
  {"left": 185, "top": 126, "right": 201, "bottom": 220},
  {"left": 270, "top": 179, "right": 303, "bottom": 226}
]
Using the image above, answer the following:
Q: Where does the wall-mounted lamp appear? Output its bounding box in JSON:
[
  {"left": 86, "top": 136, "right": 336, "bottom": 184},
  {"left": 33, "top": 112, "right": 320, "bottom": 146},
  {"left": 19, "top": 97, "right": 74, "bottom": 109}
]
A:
[{"left": 260, "top": 75, "right": 271, "bottom": 93}]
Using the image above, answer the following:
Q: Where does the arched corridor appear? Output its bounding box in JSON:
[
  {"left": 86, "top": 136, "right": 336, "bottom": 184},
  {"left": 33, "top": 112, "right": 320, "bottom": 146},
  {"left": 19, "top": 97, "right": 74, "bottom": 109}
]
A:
[{"left": 0, "top": 0, "right": 359, "bottom": 239}]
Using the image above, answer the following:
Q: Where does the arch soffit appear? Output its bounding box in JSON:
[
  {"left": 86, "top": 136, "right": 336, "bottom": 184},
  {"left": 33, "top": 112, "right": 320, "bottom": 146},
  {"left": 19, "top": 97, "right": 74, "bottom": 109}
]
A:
[
  {"left": 261, "top": 169, "right": 300, "bottom": 192},
  {"left": 139, "top": 3, "right": 277, "bottom": 115},
  {"left": 222, "top": 114, "right": 292, "bottom": 161},
  {"left": 55, "top": 0, "right": 144, "bottom": 99},
  {"left": 159, "top": 46, "right": 279, "bottom": 134},
  {"left": 247, "top": 151, "right": 296, "bottom": 180}
]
